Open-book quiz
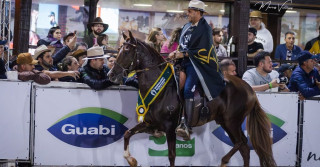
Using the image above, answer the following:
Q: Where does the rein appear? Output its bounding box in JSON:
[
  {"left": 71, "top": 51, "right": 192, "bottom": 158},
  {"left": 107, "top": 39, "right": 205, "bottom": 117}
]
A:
[{"left": 115, "top": 41, "right": 179, "bottom": 75}]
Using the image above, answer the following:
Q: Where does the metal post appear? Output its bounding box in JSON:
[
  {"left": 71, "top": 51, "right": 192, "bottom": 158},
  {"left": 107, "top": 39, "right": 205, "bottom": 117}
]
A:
[{"left": 296, "top": 99, "right": 304, "bottom": 167}]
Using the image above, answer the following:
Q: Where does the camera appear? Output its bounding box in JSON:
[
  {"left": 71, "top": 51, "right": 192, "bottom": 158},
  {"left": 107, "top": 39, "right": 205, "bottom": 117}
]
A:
[{"left": 277, "top": 76, "right": 288, "bottom": 84}]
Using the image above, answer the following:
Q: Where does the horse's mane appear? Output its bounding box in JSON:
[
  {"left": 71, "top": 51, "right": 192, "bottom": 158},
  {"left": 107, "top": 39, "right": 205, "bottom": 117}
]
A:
[{"left": 132, "top": 38, "right": 165, "bottom": 63}]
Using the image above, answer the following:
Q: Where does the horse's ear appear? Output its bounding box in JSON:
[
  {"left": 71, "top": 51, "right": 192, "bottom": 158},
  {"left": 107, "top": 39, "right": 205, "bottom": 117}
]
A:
[
  {"left": 122, "top": 31, "right": 128, "bottom": 40},
  {"left": 128, "top": 30, "right": 136, "bottom": 43}
]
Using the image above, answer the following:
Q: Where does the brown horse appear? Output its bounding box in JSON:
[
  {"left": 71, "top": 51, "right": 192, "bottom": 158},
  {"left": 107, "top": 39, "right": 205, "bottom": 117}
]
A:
[{"left": 108, "top": 31, "right": 276, "bottom": 167}]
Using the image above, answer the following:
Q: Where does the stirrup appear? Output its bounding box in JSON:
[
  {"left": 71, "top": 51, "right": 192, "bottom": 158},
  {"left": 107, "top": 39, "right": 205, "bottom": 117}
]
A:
[{"left": 175, "top": 123, "right": 190, "bottom": 141}]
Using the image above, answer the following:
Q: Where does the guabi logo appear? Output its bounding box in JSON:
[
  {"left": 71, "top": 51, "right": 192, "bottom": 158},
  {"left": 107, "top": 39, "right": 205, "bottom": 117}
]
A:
[
  {"left": 212, "top": 113, "right": 287, "bottom": 149},
  {"left": 148, "top": 136, "right": 195, "bottom": 156},
  {"left": 48, "top": 107, "right": 128, "bottom": 148}
]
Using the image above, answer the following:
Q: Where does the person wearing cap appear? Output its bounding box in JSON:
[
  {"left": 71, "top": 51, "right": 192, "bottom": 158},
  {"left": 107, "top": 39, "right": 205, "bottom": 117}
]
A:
[
  {"left": 83, "top": 17, "right": 109, "bottom": 48},
  {"left": 249, "top": 10, "right": 274, "bottom": 53},
  {"left": 248, "top": 27, "right": 264, "bottom": 58},
  {"left": 212, "top": 28, "right": 227, "bottom": 57},
  {"left": 277, "top": 64, "right": 295, "bottom": 81},
  {"left": 275, "top": 31, "right": 302, "bottom": 60},
  {"left": 79, "top": 46, "right": 113, "bottom": 90},
  {"left": 219, "top": 59, "right": 237, "bottom": 78},
  {"left": 16, "top": 53, "right": 50, "bottom": 84},
  {"left": 242, "top": 51, "right": 288, "bottom": 92},
  {"left": 34, "top": 45, "right": 80, "bottom": 80},
  {"left": 169, "top": 0, "right": 225, "bottom": 140},
  {"left": 305, "top": 26, "right": 320, "bottom": 54},
  {"left": 71, "top": 49, "right": 87, "bottom": 67},
  {"left": 48, "top": 11, "right": 57, "bottom": 27},
  {"left": 288, "top": 51, "right": 320, "bottom": 98}
]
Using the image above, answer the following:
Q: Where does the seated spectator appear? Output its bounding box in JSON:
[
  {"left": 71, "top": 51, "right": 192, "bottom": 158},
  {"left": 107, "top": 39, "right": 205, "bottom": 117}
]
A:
[
  {"left": 242, "top": 51, "right": 287, "bottom": 92},
  {"left": 33, "top": 45, "right": 79, "bottom": 80},
  {"left": 0, "top": 58, "right": 6, "bottom": 79},
  {"left": 248, "top": 27, "right": 264, "bottom": 58},
  {"left": 161, "top": 27, "right": 181, "bottom": 54},
  {"left": 305, "top": 25, "right": 320, "bottom": 54},
  {"left": 37, "top": 26, "right": 63, "bottom": 49},
  {"left": 146, "top": 27, "right": 166, "bottom": 53},
  {"left": 275, "top": 31, "right": 302, "bottom": 60},
  {"left": 219, "top": 59, "right": 237, "bottom": 78},
  {"left": 277, "top": 64, "right": 295, "bottom": 82},
  {"left": 288, "top": 51, "right": 320, "bottom": 98},
  {"left": 16, "top": 53, "right": 50, "bottom": 84},
  {"left": 58, "top": 56, "right": 80, "bottom": 82},
  {"left": 212, "top": 28, "right": 227, "bottom": 57},
  {"left": 79, "top": 46, "right": 113, "bottom": 90},
  {"left": 71, "top": 49, "right": 87, "bottom": 67}
]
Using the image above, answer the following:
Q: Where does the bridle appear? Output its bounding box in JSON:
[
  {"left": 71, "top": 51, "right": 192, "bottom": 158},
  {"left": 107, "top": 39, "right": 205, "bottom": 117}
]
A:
[{"left": 114, "top": 40, "right": 177, "bottom": 76}]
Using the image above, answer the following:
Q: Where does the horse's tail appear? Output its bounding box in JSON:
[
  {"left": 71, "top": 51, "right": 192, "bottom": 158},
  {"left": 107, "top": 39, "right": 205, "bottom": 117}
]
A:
[{"left": 247, "top": 95, "right": 276, "bottom": 167}]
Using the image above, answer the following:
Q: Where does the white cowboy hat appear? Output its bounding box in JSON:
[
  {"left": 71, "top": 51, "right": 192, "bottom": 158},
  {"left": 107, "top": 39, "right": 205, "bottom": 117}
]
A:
[
  {"left": 33, "top": 45, "right": 52, "bottom": 59},
  {"left": 187, "top": 0, "right": 206, "bottom": 12},
  {"left": 85, "top": 46, "right": 109, "bottom": 60}
]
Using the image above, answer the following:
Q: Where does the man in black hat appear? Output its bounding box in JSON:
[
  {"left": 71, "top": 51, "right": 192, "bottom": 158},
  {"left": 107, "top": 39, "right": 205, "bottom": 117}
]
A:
[
  {"left": 248, "top": 27, "right": 264, "bottom": 58},
  {"left": 288, "top": 51, "right": 320, "bottom": 98},
  {"left": 83, "top": 17, "right": 109, "bottom": 48},
  {"left": 305, "top": 25, "right": 320, "bottom": 54},
  {"left": 169, "top": 0, "right": 225, "bottom": 140}
]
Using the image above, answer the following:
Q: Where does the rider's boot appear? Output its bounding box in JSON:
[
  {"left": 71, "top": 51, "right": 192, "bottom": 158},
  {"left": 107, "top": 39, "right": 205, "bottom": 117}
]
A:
[{"left": 176, "top": 98, "right": 194, "bottom": 141}]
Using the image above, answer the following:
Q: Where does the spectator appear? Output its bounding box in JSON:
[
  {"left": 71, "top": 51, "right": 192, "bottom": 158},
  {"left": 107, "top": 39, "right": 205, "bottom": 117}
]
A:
[
  {"left": 34, "top": 45, "right": 79, "bottom": 80},
  {"left": 63, "top": 33, "right": 75, "bottom": 46},
  {"left": 106, "top": 55, "right": 116, "bottom": 70},
  {"left": 248, "top": 27, "right": 264, "bottom": 58},
  {"left": 79, "top": 46, "right": 113, "bottom": 90},
  {"left": 16, "top": 53, "right": 50, "bottom": 84},
  {"left": 212, "top": 28, "right": 227, "bottom": 57},
  {"left": 219, "top": 59, "right": 237, "bottom": 77},
  {"left": 288, "top": 51, "right": 320, "bottom": 98},
  {"left": 0, "top": 58, "right": 6, "bottom": 79},
  {"left": 74, "top": 42, "right": 88, "bottom": 51},
  {"left": 97, "top": 34, "right": 116, "bottom": 52},
  {"left": 249, "top": 11, "right": 273, "bottom": 53},
  {"left": 71, "top": 49, "right": 87, "bottom": 67},
  {"left": 58, "top": 56, "right": 80, "bottom": 82},
  {"left": 37, "top": 26, "right": 63, "bottom": 48},
  {"left": 277, "top": 64, "right": 295, "bottom": 81},
  {"left": 146, "top": 27, "right": 166, "bottom": 53},
  {"left": 83, "top": 17, "right": 109, "bottom": 48},
  {"left": 161, "top": 27, "right": 182, "bottom": 53},
  {"left": 305, "top": 26, "right": 320, "bottom": 54},
  {"left": 275, "top": 31, "right": 302, "bottom": 60},
  {"left": 242, "top": 51, "right": 287, "bottom": 91}
]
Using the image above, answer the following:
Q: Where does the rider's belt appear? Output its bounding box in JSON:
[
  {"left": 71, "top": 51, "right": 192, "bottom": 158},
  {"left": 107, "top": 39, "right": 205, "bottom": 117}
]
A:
[{"left": 136, "top": 63, "right": 174, "bottom": 123}]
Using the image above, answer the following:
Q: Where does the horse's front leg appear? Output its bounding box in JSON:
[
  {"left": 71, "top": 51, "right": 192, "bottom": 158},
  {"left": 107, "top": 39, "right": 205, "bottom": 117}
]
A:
[{"left": 124, "top": 122, "right": 147, "bottom": 167}]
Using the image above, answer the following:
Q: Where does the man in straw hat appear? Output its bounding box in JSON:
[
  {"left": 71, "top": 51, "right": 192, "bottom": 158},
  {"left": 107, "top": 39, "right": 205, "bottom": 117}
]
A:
[
  {"left": 169, "top": 0, "right": 225, "bottom": 140},
  {"left": 249, "top": 10, "right": 273, "bottom": 53},
  {"left": 16, "top": 53, "right": 51, "bottom": 84},
  {"left": 83, "top": 17, "right": 109, "bottom": 48},
  {"left": 34, "top": 45, "right": 80, "bottom": 80},
  {"left": 79, "top": 46, "right": 113, "bottom": 90}
]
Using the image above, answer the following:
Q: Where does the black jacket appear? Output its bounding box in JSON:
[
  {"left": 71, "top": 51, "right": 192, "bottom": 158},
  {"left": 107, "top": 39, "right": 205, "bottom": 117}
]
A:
[
  {"left": 79, "top": 64, "right": 113, "bottom": 90},
  {"left": 0, "top": 59, "right": 6, "bottom": 79},
  {"left": 305, "top": 36, "right": 320, "bottom": 51}
]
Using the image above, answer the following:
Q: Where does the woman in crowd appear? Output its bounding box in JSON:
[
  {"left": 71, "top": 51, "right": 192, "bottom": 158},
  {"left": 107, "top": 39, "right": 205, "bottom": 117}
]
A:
[
  {"left": 161, "top": 27, "right": 182, "bottom": 54},
  {"left": 146, "top": 27, "right": 166, "bottom": 53},
  {"left": 37, "top": 26, "right": 63, "bottom": 51},
  {"left": 106, "top": 55, "right": 116, "bottom": 70},
  {"left": 58, "top": 56, "right": 80, "bottom": 82}
]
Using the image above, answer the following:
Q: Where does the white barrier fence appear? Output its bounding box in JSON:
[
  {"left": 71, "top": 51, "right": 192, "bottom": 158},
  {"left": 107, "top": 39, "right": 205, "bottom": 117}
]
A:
[{"left": 0, "top": 80, "right": 319, "bottom": 166}]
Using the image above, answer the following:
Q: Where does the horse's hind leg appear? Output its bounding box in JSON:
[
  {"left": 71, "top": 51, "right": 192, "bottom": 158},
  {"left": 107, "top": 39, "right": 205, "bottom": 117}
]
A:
[
  {"left": 220, "top": 123, "right": 244, "bottom": 167},
  {"left": 124, "top": 122, "right": 147, "bottom": 167}
]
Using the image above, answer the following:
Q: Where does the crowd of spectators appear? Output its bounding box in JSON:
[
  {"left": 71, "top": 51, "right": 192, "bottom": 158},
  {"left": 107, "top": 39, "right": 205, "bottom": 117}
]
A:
[{"left": 0, "top": 9, "right": 320, "bottom": 98}]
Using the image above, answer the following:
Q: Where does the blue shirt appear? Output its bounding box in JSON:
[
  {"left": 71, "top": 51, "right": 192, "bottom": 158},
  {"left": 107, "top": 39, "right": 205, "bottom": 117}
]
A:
[
  {"left": 288, "top": 66, "right": 320, "bottom": 98},
  {"left": 274, "top": 44, "right": 302, "bottom": 60}
]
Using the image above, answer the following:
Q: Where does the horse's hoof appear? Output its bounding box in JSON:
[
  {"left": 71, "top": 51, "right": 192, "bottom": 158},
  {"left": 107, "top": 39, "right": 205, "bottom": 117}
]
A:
[{"left": 127, "top": 156, "right": 137, "bottom": 167}]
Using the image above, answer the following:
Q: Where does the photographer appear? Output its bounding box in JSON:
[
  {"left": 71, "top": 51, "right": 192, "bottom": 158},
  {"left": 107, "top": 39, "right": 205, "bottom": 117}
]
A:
[{"left": 242, "top": 51, "right": 288, "bottom": 92}]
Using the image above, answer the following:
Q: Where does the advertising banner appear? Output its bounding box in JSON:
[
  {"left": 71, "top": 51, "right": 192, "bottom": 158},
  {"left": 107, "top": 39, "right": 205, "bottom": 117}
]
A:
[
  {"left": 0, "top": 81, "right": 31, "bottom": 160},
  {"left": 33, "top": 86, "right": 299, "bottom": 166},
  {"left": 301, "top": 99, "right": 320, "bottom": 166}
]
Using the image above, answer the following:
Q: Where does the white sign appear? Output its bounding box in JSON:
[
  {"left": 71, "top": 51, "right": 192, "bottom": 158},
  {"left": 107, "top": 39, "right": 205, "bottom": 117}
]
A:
[
  {"left": 0, "top": 81, "right": 31, "bottom": 160},
  {"left": 301, "top": 99, "right": 320, "bottom": 166}
]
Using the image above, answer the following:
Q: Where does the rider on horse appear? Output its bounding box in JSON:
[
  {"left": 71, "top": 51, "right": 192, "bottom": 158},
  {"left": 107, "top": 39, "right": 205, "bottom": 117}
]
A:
[{"left": 169, "top": 0, "right": 225, "bottom": 140}]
